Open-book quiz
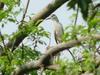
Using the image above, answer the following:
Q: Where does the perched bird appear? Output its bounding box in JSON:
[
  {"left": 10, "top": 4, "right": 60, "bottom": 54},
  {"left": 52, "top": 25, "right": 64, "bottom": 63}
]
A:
[
  {"left": 46, "top": 14, "right": 64, "bottom": 44},
  {"left": 46, "top": 14, "right": 64, "bottom": 60},
  {"left": 46, "top": 14, "right": 76, "bottom": 62}
]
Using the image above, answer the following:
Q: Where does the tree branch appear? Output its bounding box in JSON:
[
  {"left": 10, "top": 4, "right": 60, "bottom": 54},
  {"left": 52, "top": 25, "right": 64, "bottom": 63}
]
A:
[
  {"left": 12, "top": 34, "right": 100, "bottom": 75},
  {"left": 6, "top": 0, "right": 68, "bottom": 51},
  {"left": 20, "top": 0, "right": 30, "bottom": 26}
]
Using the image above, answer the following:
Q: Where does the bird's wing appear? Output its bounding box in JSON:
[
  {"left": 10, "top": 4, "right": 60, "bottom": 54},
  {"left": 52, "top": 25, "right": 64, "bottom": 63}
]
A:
[
  {"left": 54, "top": 30, "right": 58, "bottom": 44},
  {"left": 54, "top": 30, "right": 63, "bottom": 44}
]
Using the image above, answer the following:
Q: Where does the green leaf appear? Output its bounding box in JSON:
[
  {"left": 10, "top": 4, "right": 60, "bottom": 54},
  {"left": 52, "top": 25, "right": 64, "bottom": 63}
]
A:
[
  {"left": 8, "top": 18, "right": 16, "bottom": 23},
  {"left": 67, "top": 0, "right": 77, "bottom": 9},
  {"left": 78, "top": 0, "right": 92, "bottom": 20}
]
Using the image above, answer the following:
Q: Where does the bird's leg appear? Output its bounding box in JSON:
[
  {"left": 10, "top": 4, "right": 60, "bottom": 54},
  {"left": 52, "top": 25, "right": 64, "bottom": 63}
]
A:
[{"left": 54, "top": 31, "right": 61, "bottom": 62}]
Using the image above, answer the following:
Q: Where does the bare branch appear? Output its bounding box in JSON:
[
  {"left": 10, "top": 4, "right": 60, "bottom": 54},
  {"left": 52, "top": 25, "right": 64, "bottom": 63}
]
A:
[
  {"left": 67, "top": 49, "right": 76, "bottom": 62},
  {"left": 20, "top": 0, "right": 30, "bottom": 27}
]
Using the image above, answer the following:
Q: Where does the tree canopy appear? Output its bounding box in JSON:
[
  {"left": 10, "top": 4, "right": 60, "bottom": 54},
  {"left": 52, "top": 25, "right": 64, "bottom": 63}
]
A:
[{"left": 0, "top": 0, "right": 100, "bottom": 75}]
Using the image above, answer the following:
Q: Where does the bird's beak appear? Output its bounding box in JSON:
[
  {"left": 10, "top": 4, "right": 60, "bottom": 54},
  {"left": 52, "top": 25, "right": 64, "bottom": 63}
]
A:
[{"left": 45, "top": 17, "right": 51, "bottom": 20}]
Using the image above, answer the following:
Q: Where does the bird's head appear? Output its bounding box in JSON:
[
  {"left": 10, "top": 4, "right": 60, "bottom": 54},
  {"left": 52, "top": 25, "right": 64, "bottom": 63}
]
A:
[{"left": 46, "top": 14, "right": 59, "bottom": 21}]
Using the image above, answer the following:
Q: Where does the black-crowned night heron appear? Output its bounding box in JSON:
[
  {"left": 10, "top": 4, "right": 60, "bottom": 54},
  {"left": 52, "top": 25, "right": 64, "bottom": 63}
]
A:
[
  {"left": 46, "top": 14, "right": 64, "bottom": 44},
  {"left": 46, "top": 14, "right": 64, "bottom": 60},
  {"left": 46, "top": 14, "right": 76, "bottom": 62}
]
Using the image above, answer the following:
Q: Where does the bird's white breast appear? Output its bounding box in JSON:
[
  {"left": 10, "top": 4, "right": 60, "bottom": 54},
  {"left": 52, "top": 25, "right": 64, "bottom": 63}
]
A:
[{"left": 52, "top": 20, "right": 63, "bottom": 36}]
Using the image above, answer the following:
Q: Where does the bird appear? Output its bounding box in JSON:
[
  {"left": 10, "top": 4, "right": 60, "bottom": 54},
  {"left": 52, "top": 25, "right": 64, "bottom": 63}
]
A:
[
  {"left": 46, "top": 14, "right": 64, "bottom": 61},
  {"left": 46, "top": 14, "right": 76, "bottom": 62},
  {"left": 46, "top": 14, "right": 64, "bottom": 44}
]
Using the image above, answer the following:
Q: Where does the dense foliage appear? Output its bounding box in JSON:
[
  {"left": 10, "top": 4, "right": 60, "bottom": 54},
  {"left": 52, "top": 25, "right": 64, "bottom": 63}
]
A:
[{"left": 0, "top": 0, "right": 100, "bottom": 75}]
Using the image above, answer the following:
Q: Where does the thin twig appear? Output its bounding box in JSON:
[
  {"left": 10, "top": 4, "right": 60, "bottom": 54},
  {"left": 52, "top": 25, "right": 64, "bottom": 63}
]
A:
[
  {"left": 73, "top": 5, "right": 87, "bottom": 51},
  {"left": 11, "top": 39, "right": 16, "bottom": 52},
  {"left": 72, "top": 5, "right": 79, "bottom": 38},
  {"left": 0, "top": 30, "right": 11, "bottom": 63},
  {"left": 67, "top": 49, "right": 76, "bottom": 62},
  {"left": 94, "top": 3, "right": 100, "bottom": 9},
  {"left": 74, "top": 5, "right": 79, "bottom": 27},
  {"left": 21, "top": 43, "right": 24, "bottom": 59},
  {"left": 20, "top": 0, "right": 30, "bottom": 26},
  {"left": 0, "top": 30, "right": 7, "bottom": 52}
]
